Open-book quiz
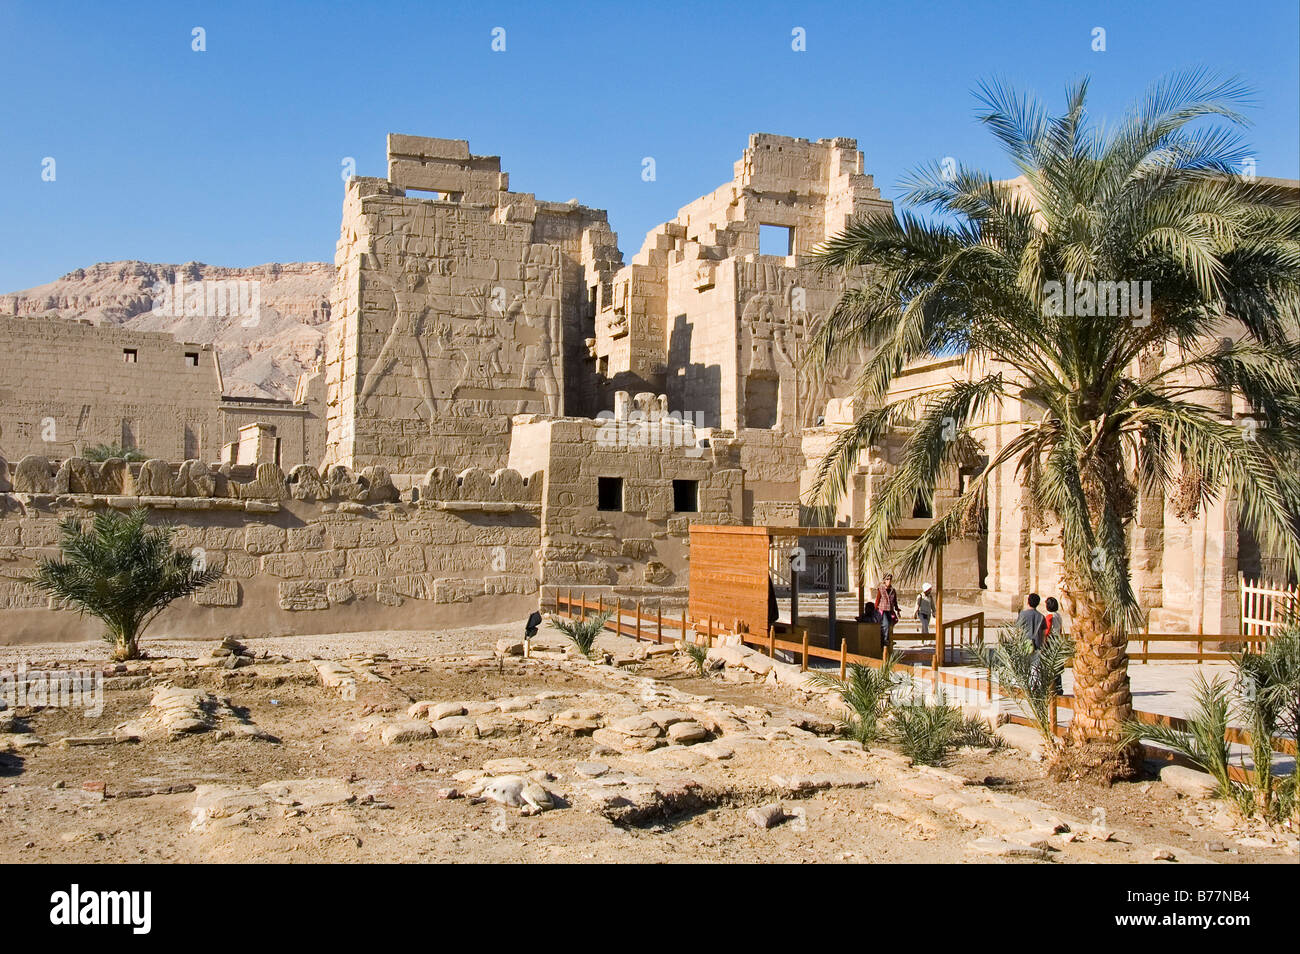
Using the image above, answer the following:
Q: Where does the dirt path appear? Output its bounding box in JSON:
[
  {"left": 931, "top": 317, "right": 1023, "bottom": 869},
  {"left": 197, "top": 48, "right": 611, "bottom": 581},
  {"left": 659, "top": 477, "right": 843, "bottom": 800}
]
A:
[{"left": 0, "top": 622, "right": 1292, "bottom": 863}]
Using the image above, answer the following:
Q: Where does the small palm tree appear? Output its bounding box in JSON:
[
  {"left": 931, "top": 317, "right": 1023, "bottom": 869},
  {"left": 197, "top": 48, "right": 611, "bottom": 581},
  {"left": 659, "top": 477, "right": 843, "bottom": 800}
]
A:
[
  {"left": 548, "top": 609, "right": 614, "bottom": 659},
  {"left": 1232, "top": 627, "right": 1300, "bottom": 817},
  {"left": 892, "top": 689, "right": 964, "bottom": 765},
  {"left": 807, "top": 70, "right": 1300, "bottom": 782},
  {"left": 682, "top": 639, "right": 710, "bottom": 676},
  {"left": 83, "top": 443, "right": 148, "bottom": 462},
  {"left": 973, "top": 626, "right": 1074, "bottom": 749},
  {"left": 1123, "top": 672, "right": 1234, "bottom": 798},
  {"left": 28, "top": 508, "right": 222, "bottom": 661},
  {"left": 810, "top": 647, "right": 903, "bottom": 746}
]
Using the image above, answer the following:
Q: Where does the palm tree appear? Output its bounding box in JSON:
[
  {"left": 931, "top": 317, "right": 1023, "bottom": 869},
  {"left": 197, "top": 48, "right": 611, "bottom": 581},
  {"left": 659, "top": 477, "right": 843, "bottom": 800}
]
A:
[
  {"left": 83, "top": 443, "right": 148, "bottom": 462},
  {"left": 28, "top": 508, "right": 223, "bottom": 660},
  {"left": 806, "top": 70, "right": 1300, "bottom": 782},
  {"left": 549, "top": 609, "right": 614, "bottom": 658}
]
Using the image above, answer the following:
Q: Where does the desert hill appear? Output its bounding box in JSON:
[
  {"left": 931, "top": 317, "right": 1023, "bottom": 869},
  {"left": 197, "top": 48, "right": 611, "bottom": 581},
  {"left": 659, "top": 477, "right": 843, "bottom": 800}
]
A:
[{"left": 1, "top": 261, "right": 335, "bottom": 400}]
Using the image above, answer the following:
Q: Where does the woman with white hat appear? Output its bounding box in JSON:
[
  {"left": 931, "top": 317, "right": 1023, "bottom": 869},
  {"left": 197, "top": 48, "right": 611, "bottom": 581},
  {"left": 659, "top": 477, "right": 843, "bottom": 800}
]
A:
[{"left": 915, "top": 583, "right": 935, "bottom": 636}]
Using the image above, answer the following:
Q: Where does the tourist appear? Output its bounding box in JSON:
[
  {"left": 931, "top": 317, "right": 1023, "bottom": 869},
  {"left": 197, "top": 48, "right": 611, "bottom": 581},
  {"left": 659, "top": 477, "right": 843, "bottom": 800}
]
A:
[
  {"left": 1016, "top": 593, "right": 1046, "bottom": 647},
  {"left": 857, "top": 601, "right": 882, "bottom": 625},
  {"left": 1043, "top": 596, "right": 1066, "bottom": 694},
  {"left": 874, "top": 573, "right": 899, "bottom": 647},
  {"left": 915, "top": 582, "right": 934, "bottom": 635}
]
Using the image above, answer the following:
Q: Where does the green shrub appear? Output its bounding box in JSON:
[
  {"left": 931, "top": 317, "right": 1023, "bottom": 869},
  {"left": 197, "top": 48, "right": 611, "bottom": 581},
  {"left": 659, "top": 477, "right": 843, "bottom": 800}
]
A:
[
  {"left": 548, "top": 609, "right": 614, "bottom": 659},
  {"left": 28, "top": 508, "right": 222, "bottom": 661},
  {"left": 682, "top": 639, "right": 709, "bottom": 676},
  {"left": 892, "top": 688, "right": 964, "bottom": 765},
  {"left": 83, "top": 443, "right": 148, "bottom": 462},
  {"left": 1122, "top": 672, "right": 1233, "bottom": 797},
  {"left": 809, "top": 648, "right": 903, "bottom": 747},
  {"left": 972, "top": 626, "right": 1072, "bottom": 749}
]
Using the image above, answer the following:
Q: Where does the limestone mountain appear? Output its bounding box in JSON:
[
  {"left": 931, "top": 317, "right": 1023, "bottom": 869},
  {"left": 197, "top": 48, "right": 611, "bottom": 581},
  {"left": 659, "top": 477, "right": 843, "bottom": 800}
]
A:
[{"left": 0, "top": 261, "right": 334, "bottom": 399}]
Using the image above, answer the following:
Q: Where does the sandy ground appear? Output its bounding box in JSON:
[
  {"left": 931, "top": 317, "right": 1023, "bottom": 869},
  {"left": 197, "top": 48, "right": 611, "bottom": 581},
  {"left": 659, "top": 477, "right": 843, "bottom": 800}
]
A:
[{"left": 0, "top": 621, "right": 1293, "bottom": 864}]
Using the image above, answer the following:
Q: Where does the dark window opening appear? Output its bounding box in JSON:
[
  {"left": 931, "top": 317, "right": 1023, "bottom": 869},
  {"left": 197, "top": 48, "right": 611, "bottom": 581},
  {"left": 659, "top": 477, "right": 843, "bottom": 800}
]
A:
[
  {"left": 123, "top": 348, "right": 138, "bottom": 363},
  {"left": 673, "top": 479, "right": 699, "bottom": 513},
  {"left": 745, "top": 376, "right": 779, "bottom": 429},
  {"left": 597, "top": 476, "right": 623, "bottom": 512},
  {"left": 184, "top": 352, "right": 199, "bottom": 367},
  {"left": 912, "top": 493, "right": 933, "bottom": 519}
]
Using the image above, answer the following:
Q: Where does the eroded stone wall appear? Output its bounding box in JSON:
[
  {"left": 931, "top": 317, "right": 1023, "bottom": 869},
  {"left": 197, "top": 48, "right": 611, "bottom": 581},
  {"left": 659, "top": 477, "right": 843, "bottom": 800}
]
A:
[
  {"left": 0, "top": 315, "right": 222, "bottom": 463},
  {"left": 0, "top": 440, "right": 713, "bottom": 644},
  {"left": 324, "top": 136, "right": 621, "bottom": 475},
  {"left": 509, "top": 399, "right": 745, "bottom": 608},
  {"left": 0, "top": 457, "right": 546, "bottom": 644}
]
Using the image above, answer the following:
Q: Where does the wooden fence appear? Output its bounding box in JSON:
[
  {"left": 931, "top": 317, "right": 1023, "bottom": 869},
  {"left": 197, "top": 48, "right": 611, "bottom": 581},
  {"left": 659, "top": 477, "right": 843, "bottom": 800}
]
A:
[
  {"left": 1130, "top": 628, "right": 1268, "bottom": 663},
  {"left": 549, "top": 590, "right": 1295, "bottom": 772},
  {"left": 1240, "top": 574, "right": 1297, "bottom": 638}
]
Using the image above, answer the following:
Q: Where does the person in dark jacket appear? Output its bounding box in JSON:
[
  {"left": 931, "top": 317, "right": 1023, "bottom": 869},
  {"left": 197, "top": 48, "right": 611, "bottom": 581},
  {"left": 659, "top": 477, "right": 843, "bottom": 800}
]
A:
[
  {"left": 1016, "top": 593, "right": 1046, "bottom": 647},
  {"left": 857, "top": 601, "right": 882, "bottom": 624}
]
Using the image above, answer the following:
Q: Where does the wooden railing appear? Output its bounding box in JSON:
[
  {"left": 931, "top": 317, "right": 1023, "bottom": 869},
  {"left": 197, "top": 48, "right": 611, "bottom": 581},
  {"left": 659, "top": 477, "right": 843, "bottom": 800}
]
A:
[
  {"left": 554, "top": 590, "right": 701, "bottom": 647},
  {"left": 940, "top": 612, "right": 985, "bottom": 665},
  {"left": 550, "top": 590, "right": 1294, "bottom": 770},
  {"left": 1129, "top": 628, "right": 1272, "bottom": 663}
]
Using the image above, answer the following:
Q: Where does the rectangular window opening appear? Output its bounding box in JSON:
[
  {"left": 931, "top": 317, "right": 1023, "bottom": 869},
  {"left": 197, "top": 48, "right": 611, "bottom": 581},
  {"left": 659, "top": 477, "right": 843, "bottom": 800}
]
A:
[
  {"left": 597, "top": 476, "right": 624, "bottom": 512},
  {"left": 759, "top": 224, "right": 794, "bottom": 257},
  {"left": 673, "top": 479, "right": 699, "bottom": 513},
  {"left": 123, "top": 348, "right": 138, "bottom": 363},
  {"left": 185, "top": 352, "right": 199, "bottom": 367}
]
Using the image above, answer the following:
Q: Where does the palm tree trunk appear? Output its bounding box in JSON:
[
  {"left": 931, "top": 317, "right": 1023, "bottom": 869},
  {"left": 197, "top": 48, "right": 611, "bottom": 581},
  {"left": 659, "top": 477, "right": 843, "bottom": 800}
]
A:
[
  {"left": 1058, "top": 573, "right": 1143, "bottom": 782},
  {"left": 108, "top": 622, "right": 141, "bottom": 662}
]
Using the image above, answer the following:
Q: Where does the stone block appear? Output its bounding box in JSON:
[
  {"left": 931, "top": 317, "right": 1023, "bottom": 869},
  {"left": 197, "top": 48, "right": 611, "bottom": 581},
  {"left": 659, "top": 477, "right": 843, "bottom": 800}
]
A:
[
  {"left": 484, "top": 574, "right": 535, "bottom": 595},
  {"left": 326, "top": 580, "right": 356, "bottom": 605},
  {"left": 244, "top": 525, "right": 286, "bottom": 555},
  {"left": 433, "top": 578, "right": 484, "bottom": 603},
  {"left": 1159, "top": 764, "right": 1218, "bottom": 798},
  {"left": 346, "top": 548, "right": 386, "bottom": 577},
  {"left": 261, "top": 550, "right": 345, "bottom": 579},
  {"left": 287, "top": 525, "right": 326, "bottom": 550},
  {"left": 193, "top": 579, "right": 240, "bottom": 607},
  {"left": 381, "top": 721, "right": 434, "bottom": 745},
  {"left": 278, "top": 581, "right": 329, "bottom": 611}
]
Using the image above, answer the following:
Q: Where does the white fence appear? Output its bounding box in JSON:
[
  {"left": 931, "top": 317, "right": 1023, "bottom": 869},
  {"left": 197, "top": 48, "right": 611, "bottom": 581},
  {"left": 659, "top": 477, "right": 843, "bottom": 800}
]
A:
[{"left": 1240, "top": 574, "right": 1297, "bottom": 637}]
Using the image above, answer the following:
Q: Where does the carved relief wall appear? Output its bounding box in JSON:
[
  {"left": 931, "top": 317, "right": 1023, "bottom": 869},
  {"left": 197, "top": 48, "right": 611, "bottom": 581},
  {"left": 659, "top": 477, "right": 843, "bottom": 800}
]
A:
[{"left": 325, "top": 136, "right": 620, "bottom": 476}]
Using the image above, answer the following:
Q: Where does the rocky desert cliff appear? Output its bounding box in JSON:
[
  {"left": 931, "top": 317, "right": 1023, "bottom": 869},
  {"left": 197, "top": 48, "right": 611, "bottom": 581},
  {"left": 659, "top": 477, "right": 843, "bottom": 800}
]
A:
[{"left": 1, "top": 261, "right": 334, "bottom": 399}]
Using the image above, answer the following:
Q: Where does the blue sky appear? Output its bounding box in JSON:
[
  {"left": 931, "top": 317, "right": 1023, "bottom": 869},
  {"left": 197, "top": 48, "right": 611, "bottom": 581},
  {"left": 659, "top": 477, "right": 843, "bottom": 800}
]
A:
[{"left": 1, "top": 0, "right": 1296, "bottom": 292}]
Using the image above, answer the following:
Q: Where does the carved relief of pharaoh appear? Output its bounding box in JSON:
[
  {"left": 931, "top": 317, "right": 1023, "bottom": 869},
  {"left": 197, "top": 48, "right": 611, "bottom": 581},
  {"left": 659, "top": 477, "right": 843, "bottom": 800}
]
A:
[
  {"left": 507, "top": 245, "right": 561, "bottom": 415},
  {"left": 359, "top": 242, "right": 443, "bottom": 426}
]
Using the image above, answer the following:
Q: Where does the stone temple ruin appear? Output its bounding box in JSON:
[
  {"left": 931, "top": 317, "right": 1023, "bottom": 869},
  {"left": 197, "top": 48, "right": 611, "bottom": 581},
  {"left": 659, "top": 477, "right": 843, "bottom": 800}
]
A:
[{"left": 0, "top": 133, "right": 1274, "bottom": 642}]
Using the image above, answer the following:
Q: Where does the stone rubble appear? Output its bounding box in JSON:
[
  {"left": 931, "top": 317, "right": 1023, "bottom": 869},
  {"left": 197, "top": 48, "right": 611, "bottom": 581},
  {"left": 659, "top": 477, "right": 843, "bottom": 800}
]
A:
[
  {"left": 115, "top": 685, "right": 274, "bottom": 742},
  {"left": 190, "top": 778, "right": 356, "bottom": 833}
]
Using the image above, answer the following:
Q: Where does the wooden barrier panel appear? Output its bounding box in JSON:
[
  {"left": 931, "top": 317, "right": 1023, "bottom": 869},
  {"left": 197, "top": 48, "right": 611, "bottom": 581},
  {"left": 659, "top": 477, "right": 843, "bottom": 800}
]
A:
[{"left": 688, "top": 526, "right": 771, "bottom": 638}]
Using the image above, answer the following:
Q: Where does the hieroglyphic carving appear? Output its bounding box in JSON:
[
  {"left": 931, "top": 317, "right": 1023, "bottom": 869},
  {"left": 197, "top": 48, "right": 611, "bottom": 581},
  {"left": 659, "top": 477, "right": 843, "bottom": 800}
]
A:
[
  {"left": 358, "top": 241, "right": 442, "bottom": 425},
  {"left": 508, "top": 245, "right": 562, "bottom": 415},
  {"left": 352, "top": 211, "right": 563, "bottom": 434}
]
